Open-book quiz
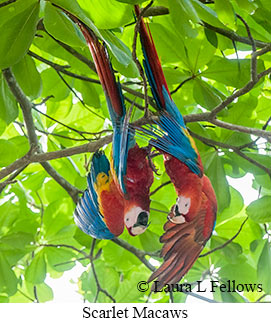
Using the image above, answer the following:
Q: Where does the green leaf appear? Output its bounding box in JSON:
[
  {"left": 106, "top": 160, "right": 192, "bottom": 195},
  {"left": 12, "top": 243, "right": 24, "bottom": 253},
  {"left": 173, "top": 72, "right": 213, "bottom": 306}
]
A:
[
  {"left": 25, "top": 250, "right": 47, "bottom": 284},
  {"left": 174, "top": 0, "right": 200, "bottom": 24},
  {"left": 8, "top": 136, "right": 30, "bottom": 160},
  {"left": 41, "top": 68, "right": 70, "bottom": 102},
  {"left": 80, "top": 0, "right": 133, "bottom": 29},
  {"left": 169, "top": 0, "right": 199, "bottom": 39},
  {"left": 183, "top": 30, "right": 216, "bottom": 72},
  {"left": 12, "top": 55, "right": 42, "bottom": 99},
  {"left": 49, "top": 0, "right": 102, "bottom": 39},
  {"left": 0, "top": 0, "right": 40, "bottom": 69},
  {"left": 26, "top": 282, "right": 54, "bottom": 302},
  {"left": 204, "top": 28, "right": 218, "bottom": 48},
  {"left": 147, "top": 22, "right": 186, "bottom": 64},
  {"left": 74, "top": 79, "right": 100, "bottom": 108},
  {"left": 202, "top": 151, "right": 230, "bottom": 212},
  {"left": 100, "top": 29, "right": 133, "bottom": 67},
  {"left": 246, "top": 196, "right": 271, "bottom": 223},
  {"left": 0, "top": 73, "right": 18, "bottom": 124},
  {"left": 103, "top": 241, "right": 141, "bottom": 271},
  {"left": 0, "top": 254, "right": 18, "bottom": 296},
  {"left": 191, "top": 0, "right": 225, "bottom": 28},
  {"left": 114, "top": 267, "right": 149, "bottom": 302},
  {"left": 219, "top": 262, "right": 257, "bottom": 285},
  {"left": 257, "top": 240, "right": 271, "bottom": 293},
  {"left": 0, "top": 139, "right": 18, "bottom": 167},
  {"left": 22, "top": 172, "right": 46, "bottom": 191},
  {"left": 202, "top": 57, "right": 265, "bottom": 88},
  {"left": 193, "top": 79, "right": 222, "bottom": 110},
  {"left": 215, "top": 0, "right": 236, "bottom": 29},
  {"left": 115, "top": 0, "right": 145, "bottom": 4},
  {"left": 44, "top": 3, "right": 85, "bottom": 48},
  {"left": 139, "top": 230, "right": 161, "bottom": 253},
  {"left": 218, "top": 186, "right": 244, "bottom": 223},
  {"left": 45, "top": 247, "right": 76, "bottom": 272}
]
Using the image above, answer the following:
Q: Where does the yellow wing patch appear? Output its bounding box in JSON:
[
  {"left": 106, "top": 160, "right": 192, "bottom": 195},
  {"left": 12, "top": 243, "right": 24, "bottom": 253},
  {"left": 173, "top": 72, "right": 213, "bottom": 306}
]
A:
[
  {"left": 94, "top": 172, "right": 112, "bottom": 194},
  {"left": 182, "top": 127, "right": 200, "bottom": 155}
]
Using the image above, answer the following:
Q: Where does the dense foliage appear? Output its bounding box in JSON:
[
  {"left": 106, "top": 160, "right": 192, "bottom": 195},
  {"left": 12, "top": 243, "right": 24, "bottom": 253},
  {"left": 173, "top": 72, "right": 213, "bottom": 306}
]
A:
[{"left": 0, "top": 0, "right": 271, "bottom": 303}]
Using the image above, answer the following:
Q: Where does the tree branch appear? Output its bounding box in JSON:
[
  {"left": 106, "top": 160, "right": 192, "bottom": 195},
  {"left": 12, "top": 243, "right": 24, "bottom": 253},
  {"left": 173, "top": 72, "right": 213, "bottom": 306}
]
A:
[
  {"left": 29, "top": 50, "right": 157, "bottom": 109},
  {"left": 190, "top": 131, "right": 271, "bottom": 176},
  {"left": 202, "top": 21, "right": 269, "bottom": 49},
  {"left": 2, "top": 68, "right": 81, "bottom": 203},
  {"left": 142, "top": 6, "right": 270, "bottom": 51}
]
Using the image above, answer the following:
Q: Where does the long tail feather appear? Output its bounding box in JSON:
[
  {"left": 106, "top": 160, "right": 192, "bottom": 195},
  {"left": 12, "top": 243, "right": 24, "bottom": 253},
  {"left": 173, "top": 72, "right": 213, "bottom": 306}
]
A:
[
  {"left": 134, "top": 6, "right": 203, "bottom": 176},
  {"left": 75, "top": 20, "right": 135, "bottom": 194},
  {"left": 135, "top": 5, "right": 170, "bottom": 111}
]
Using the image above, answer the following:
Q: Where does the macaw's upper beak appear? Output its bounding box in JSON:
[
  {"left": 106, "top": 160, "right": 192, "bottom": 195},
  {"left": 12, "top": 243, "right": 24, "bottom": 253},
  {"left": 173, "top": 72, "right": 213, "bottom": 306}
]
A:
[
  {"left": 167, "top": 204, "right": 186, "bottom": 224},
  {"left": 127, "top": 211, "right": 150, "bottom": 236}
]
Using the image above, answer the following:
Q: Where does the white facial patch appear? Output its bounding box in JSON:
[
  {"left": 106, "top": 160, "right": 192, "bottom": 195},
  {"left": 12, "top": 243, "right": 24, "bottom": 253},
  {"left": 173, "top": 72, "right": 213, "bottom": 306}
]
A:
[
  {"left": 177, "top": 196, "right": 191, "bottom": 215},
  {"left": 124, "top": 206, "right": 144, "bottom": 228}
]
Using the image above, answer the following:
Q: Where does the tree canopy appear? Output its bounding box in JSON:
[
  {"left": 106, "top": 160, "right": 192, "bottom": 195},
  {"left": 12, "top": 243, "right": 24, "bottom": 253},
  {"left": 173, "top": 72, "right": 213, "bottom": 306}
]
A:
[{"left": 0, "top": 0, "right": 271, "bottom": 303}]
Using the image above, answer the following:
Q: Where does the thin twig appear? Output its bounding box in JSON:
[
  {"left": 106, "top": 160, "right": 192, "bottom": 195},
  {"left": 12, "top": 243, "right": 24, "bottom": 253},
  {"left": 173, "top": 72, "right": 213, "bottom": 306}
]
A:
[
  {"left": 171, "top": 76, "right": 194, "bottom": 95},
  {"left": 112, "top": 238, "right": 156, "bottom": 272},
  {"left": 0, "top": 165, "right": 27, "bottom": 193},
  {"left": 150, "top": 181, "right": 171, "bottom": 196},
  {"left": 236, "top": 15, "right": 257, "bottom": 82},
  {"left": 200, "top": 217, "right": 248, "bottom": 257},
  {"left": 39, "top": 243, "right": 88, "bottom": 258},
  {"left": 90, "top": 239, "right": 116, "bottom": 303},
  {"left": 0, "top": 0, "right": 16, "bottom": 8},
  {"left": 256, "top": 294, "right": 269, "bottom": 302}
]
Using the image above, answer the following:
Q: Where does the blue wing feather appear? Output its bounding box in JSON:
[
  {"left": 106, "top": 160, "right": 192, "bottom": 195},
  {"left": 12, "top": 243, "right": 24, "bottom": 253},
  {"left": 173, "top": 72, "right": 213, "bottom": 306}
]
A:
[
  {"left": 138, "top": 23, "right": 201, "bottom": 175},
  {"left": 134, "top": 109, "right": 202, "bottom": 176},
  {"left": 73, "top": 152, "right": 115, "bottom": 240},
  {"left": 106, "top": 81, "right": 135, "bottom": 195}
]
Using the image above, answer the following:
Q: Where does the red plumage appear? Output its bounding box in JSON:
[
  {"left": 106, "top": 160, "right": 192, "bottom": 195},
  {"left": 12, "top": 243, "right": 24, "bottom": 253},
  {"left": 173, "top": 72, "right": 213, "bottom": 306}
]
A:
[
  {"left": 135, "top": 5, "right": 217, "bottom": 288},
  {"left": 125, "top": 144, "right": 154, "bottom": 212},
  {"left": 148, "top": 175, "right": 217, "bottom": 290},
  {"left": 74, "top": 16, "right": 154, "bottom": 236},
  {"left": 99, "top": 180, "right": 124, "bottom": 237}
]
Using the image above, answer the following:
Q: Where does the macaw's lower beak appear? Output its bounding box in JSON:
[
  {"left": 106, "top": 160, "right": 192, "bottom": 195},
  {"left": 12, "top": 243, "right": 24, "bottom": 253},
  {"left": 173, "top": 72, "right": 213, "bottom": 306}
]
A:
[{"left": 127, "top": 211, "right": 150, "bottom": 236}]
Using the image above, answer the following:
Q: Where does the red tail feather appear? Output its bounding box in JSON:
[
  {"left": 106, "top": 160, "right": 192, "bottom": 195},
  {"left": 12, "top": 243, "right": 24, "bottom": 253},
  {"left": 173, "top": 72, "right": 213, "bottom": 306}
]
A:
[
  {"left": 79, "top": 24, "right": 123, "bottom": 117},
  {"left": 135, "top": 5, "right": 170, "bottom": 108}
]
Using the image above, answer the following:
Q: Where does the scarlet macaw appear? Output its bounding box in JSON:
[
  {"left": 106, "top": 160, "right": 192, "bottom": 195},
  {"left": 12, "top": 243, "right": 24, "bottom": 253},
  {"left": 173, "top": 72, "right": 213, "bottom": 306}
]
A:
[
  {"left": 74, "top": 151, "right": 124, "bottom": 239},
  {"left": 134, "top": 6, "right": 217, "bottom": 287},
  {"left": 74, "top": 19, "right": 154, "bottom": 236}
]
